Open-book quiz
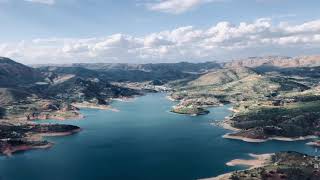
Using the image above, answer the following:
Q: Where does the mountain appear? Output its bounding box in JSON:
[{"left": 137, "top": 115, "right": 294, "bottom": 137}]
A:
[
  {"left": 44, "top": 77, "right": 140, "bottom": 104},
  {"left": 34, "top": 61, "right": 221, "bottom": 82},
  {"left": 0, "top": 57, "right": 44, "bottom": 87},
  {"left": 178, "top": 69, "right": 278, "bottom": 105},
  {"left": 187, "top": 67, "right": 255, "bottom": 87},
  {"left": 38, "top": 66, "right": 100, "bottom": 80},
  {"left": 40, "top": 66, "right": 196, "bottom": 82},
  {"left": 0, "top": 58, "right": 143, "bottom": 105},
  {"left": 225, "top": 55, "right": 320, "bottom": 68},
  {"left": 168, "top": 55, "right": 320, "bottom": 140},
  {"left": 0, "top": 58, "right": 143, "bottom": 123},
  {"left": 34, "top": 61, "right": 221, "bottom": 73}
]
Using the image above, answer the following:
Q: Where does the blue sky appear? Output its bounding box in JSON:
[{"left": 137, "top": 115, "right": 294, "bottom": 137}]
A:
[{"left": 1, "top": 0, "right": 320, "bottom": 64}]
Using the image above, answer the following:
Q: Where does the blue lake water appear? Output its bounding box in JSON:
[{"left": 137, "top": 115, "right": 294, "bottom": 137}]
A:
[{"left": 0, "top": 93, "right": 318, "bottom": 180}]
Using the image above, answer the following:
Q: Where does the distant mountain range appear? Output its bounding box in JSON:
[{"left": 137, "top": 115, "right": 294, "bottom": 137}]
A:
[
  {"left": 225, "top": 55, "right": 320, "bottom": 68},
  {"left": 1, "top": 55, "right": 319, "bottom": 107},
  {"left": 0, "top": 57, "right": 223, "bottom": 115},
  {"left": 33, "top": 61, "right": 221, "bottom": 73}
]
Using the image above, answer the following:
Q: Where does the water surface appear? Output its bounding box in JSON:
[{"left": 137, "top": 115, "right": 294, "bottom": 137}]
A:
[{"left": 0, "top": 93, "right": 317, "bottom": 180}]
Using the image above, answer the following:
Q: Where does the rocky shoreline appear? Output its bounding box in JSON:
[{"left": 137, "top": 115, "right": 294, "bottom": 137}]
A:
[
  {"left": 72, "top": 102, "right": 120, "bottom": 112},
  {"left": 1, "top": 120, "right": 83, "bottom": 157},
  {"left": 1, "top": 141, "right": 54, "bottom": 156},
  {"left": 200, "top": 153, "right": 273, "bottom": 180},
  {"left": 202, "top": 152, "right": 320, "bottom": 180},
  {"left": 223, "top": 133, "right": 317, "bottom": 143},
  {"left": 306, "top": 140, "right": 320, "bottom": 147},
  {"left": 168, "top": 94, "right": 222, "bottom": 116},
  {"left": 0, "top": 123, "right": 81, "bottom": 156},
  {"left": 220, "top": 113, "right": 319, "bottom": 143},
  {"left": 226, "top": 153, "right": 273, "bottom": 169}
]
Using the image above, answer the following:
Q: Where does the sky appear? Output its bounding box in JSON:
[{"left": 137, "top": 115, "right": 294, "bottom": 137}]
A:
[{"left": 0, "top": 0, "right": 320, "bottom": 64}]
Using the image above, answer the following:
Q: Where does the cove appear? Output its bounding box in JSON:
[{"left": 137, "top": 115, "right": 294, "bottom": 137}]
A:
[{"left": 0, "top": 93, "right": 317, "bottom": 180}]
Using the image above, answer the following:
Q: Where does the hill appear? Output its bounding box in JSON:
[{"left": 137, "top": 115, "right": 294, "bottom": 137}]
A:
[
  {"left": 0, "top": 88, "right": 31, "bottom": 106},
  {"left": 44, "top": 77, "right": 140, "bottom": 104},
  {"left": 170, "top": 66, "right": 279, "bottom": 103},
  {"left": 34, "top": 61, "right": 221, "bottom": 73},
  {"left": 0, "top": 57, "right": 43, "bottom": 87},
  {"left": 213, "top": 152, "right": 320, "bottom": 180},
  {"left": 35, "top": 61, "right": 221, "bottom": 82},
  {"left": 187, "top": 67, "right": 256, "bottom": 87}
]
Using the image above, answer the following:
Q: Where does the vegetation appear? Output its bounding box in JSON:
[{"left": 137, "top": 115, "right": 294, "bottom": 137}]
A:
[
  {"left": 230, "top": 152, "right": 320, "bottom": 180},
  {"left": 170, "top": 59, "right": 320, "bottom": 139},
  {"left": 0, "top": 124, "right": 81, "bottom": 155},
  {"left": 231, "top": 100, "right": 320, "bottom": 137},
  {"left": 171, "top": 106, "right": 209, "bottom": 115}
]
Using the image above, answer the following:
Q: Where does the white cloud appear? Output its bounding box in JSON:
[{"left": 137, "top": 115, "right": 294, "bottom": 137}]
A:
[
  {"left": 146, "top": 0, "right": 222, "bottom": 14},
  {"left": 1, "top": 18, "right": 320, "bottom": 64},
  {"left": 24, "top": 0, "right": 55, "bottom": 5}
]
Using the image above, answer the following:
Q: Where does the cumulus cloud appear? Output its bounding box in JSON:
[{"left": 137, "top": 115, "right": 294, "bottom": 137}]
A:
[
  {"left": 24, "top": 0, "right": 55, "bottom": 5},
  {"left": 1, "top": 18, "right": 320, "bottom": 64},
  {"left": 146, "top": 0, "right": 222, "bottom": 14}
]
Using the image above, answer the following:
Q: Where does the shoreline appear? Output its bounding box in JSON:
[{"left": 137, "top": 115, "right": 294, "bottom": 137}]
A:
[
  {"left": 111, "top": 96, "right": 136, "bottom": 103},
  {"left": 226, "top": 153, "right": 273, "bottom": 169},
  {"left": 214, "top": 119, "right": 241, "bottom": 132},
  {"left": 222, "top": 133, "right": 267, "bottom": 143},
  {"left": 200, "top": 153, "right": 273, "bottom": 180},
  {"left": 2, "top": 142, "right": 54, "bottom": 157},
  {"left": 1, "top": 96, "right": 132, "bottom": 156},
  {"left": 223, "top": 133, "right": 318, "bottom": 143},
  {"left": 37, "top": 113, "right": 84, "bottom": 121},
  {"left": 72, "top": 103, "right": 120, "bottom": 112},
  {"left": 1, "top": 128, "right": 82, "bottom": 156},
  {"left": 37, "top": 128, "right": 82, "bottom": 137},
  {"left": 8, "top": 111, "right": 84, "bottom": 122},
  {"left": 218, "top": 110, "right": 319, "bottom": 143},
  {"left": 166, "top": 95, "right": 178, "bottom": 102},
  {"left": 306, "top": 141, "right": 320, "bottom": 147}
]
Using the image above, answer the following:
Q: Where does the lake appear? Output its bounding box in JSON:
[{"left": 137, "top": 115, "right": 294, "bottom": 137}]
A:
[{"left": 0, "top": 93, "right": 317, "bottom": 180}]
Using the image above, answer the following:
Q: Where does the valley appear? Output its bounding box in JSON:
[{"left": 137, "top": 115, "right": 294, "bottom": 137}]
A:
[{"left": 1, "top": 55, "right": 320, "bottom": 179}]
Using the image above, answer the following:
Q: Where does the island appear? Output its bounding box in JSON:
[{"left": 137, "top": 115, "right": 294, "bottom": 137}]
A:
[{"left": 171, "top": 105, "right": 209, "bottom": 115}]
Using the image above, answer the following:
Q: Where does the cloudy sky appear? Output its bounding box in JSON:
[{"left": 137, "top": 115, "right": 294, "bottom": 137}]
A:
[{"left": 0, "top": 0, "right": 320, "bottom": 64}]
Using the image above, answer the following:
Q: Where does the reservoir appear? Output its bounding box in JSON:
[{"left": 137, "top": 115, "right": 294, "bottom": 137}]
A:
[{"left": 0, "top": 93, "right": 317, "bottom": 180}]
